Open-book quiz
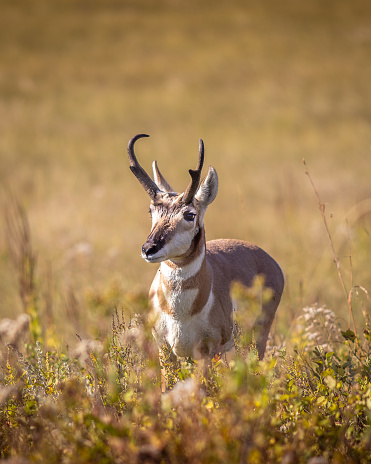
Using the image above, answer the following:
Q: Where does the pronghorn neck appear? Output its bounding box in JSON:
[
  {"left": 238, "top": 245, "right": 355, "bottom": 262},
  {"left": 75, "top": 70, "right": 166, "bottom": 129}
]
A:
[
  {"left": 160, "top": 228, "right": 207, "bottom": 282},
  {"left": 156, "top": 227, "right": 213, "bottom": 320}
]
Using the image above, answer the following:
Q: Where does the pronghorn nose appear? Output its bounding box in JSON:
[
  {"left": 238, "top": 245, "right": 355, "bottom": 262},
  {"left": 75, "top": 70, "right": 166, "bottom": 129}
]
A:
[{"left": 142, "top": 242, "right": 158, "bottom": 257}]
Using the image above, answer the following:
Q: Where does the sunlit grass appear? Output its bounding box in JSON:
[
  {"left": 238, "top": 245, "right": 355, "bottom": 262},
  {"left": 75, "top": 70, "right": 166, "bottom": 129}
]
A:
[
  {"left": 0, "top": 0, "right": 370, "bottom": 339},
  {"left": 2, "top": 292, "right": 371, "bottom": 462}
]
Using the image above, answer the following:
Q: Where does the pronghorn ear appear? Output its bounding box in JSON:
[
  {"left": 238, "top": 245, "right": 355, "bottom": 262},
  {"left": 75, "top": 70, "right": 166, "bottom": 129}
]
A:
[{"left": 195, "top": 166, "right": 218, "bottom": 207}]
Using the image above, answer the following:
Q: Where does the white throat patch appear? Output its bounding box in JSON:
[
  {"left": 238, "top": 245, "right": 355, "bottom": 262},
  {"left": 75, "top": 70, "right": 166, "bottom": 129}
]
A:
[{"left": 160, "top": 247, "right": 205, "bottom": 282}]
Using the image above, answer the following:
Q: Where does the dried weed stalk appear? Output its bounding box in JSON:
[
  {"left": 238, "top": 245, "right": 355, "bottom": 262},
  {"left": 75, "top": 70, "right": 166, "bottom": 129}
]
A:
[
  {"left": 303, "top": 160, "right": 358, "bottom": 337},
  {"left": 5, "top": 193, "right": 37, "bottom": 312}
]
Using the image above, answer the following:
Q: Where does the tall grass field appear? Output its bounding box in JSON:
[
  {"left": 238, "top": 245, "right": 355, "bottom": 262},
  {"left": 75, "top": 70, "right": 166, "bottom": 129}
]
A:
[{"left": 1, "top": 0, "right": 371, "bottom": 462}]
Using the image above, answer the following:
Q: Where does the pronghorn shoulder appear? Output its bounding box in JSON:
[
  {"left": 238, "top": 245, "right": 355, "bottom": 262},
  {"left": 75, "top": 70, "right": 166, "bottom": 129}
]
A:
[
  {"left": 206, "top": 239, "right": 260, "bottom": 256},
  {"left": 205, "top": 239, "right": 264, "bottom": 283}
]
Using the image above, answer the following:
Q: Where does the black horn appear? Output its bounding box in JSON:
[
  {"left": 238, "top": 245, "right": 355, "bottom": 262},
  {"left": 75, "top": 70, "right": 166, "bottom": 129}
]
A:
[
  {"left": 127, "top": 134, "right": 160, "bottom": 199},
  {"left": 183, "top": 139, "right": 204, "bottom": 204}
]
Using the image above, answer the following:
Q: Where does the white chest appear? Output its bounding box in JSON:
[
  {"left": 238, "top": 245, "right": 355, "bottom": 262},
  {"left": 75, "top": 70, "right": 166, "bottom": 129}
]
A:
[
  {"left": 152, "top": 290, "right": 215, "bottom": 358},
  {"left": 160, "top": 280, "right": 197, "bottom": 314}
]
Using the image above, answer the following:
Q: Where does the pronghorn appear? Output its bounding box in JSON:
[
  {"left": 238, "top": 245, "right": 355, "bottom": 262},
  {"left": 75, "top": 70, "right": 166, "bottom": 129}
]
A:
[{"left": 127, "top": 134, "right": 284, "bottom": 385}]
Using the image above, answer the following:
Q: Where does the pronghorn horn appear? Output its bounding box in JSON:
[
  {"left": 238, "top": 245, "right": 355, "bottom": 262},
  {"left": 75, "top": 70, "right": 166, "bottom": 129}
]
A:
[
  {"left": 152, "top": 161, "right": 175, "bottom": 193},
  {"left": 127, "top": 134, "right": 160, "bottom": 199},
  {"left": 183, "top": 138, "right": 204, "bottom": 204}
]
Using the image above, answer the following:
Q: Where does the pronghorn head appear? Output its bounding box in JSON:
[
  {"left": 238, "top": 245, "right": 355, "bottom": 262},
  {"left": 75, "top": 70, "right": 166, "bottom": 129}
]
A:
[{"left": 127, "top": 134, "right": 218, "bottom": 263}]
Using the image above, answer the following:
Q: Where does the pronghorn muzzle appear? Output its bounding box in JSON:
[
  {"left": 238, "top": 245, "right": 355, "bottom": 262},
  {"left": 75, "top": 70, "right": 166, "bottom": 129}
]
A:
[
  {"left": 141, "top": 226, "right": 168, "bottom": 262},
  {"left": 142, "top": 240, "right": 161, "bottom": 260}
]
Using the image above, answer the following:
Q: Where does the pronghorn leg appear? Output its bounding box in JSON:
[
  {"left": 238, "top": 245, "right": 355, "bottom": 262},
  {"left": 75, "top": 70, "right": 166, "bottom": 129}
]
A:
[
  {"left": 201, "top": 356, "right": 213, "bottom": 395},
  {"left": 159, "top": 345, "right": 178, "bottom": 393},
  {"left": 201, "top": 342, "right": 227, "bottom": 392},
  {"left": 160, "top": 349, "right": 167, "bottom": 393},
  {"left": 223, "top": 346, "right": 236, "bottom": 367},
  {"left": 202, "top": 356, "right": 212, "bottom": 382},
  {"left": 197, "top": 340, "right": 216, "bottom": 390},
  {"left": 253, "top": 296, "right": 280, "bottom": 359}
]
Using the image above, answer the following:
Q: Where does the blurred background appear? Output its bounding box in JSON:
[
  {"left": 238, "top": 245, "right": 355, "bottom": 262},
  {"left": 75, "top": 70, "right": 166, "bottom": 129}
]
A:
[{"left": 1, "top": 0, "right": 370, "bottom": 341}]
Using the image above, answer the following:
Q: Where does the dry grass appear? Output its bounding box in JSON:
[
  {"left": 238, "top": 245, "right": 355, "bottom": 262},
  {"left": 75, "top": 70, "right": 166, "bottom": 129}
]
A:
[{"left": 0, "top": 0, "right": 371, "bottom": 336}]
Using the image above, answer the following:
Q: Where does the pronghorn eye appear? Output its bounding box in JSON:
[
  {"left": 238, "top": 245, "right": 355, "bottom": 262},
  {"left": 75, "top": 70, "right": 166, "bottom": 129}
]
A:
[{"left": 183, "top": 212, "right": 196, "bottom": 222}]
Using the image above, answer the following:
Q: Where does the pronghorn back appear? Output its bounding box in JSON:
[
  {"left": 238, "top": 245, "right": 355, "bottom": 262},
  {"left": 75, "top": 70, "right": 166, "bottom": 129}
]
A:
[{"left": 206, "top": 238, "right": 284, "bottom": 299}]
